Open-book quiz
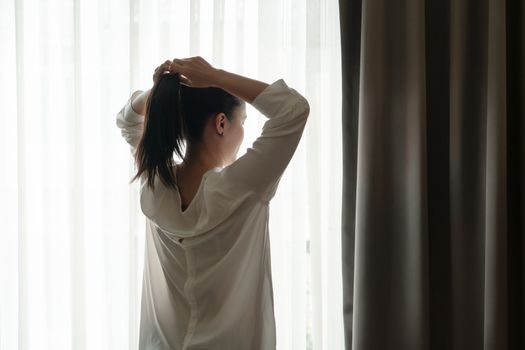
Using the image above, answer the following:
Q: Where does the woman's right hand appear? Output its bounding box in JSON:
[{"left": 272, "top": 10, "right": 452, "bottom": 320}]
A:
[
  {"left": 170, "top": 55, "right": 269, "bottom": 103},
  {"left": 169, "top": 56, "right": 219, "bottom": 88}
]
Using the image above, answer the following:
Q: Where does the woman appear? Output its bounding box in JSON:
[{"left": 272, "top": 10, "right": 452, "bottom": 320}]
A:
[{"left": 116, "top": 56, "right": 310, "bottom": 349}]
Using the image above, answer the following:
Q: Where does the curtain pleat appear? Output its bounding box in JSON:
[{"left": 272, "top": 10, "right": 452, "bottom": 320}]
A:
[
  {"left": 71, "top": 0, "right": 86, "bottom": 348},
  {"left": 506, "top": 1, "right": 525, "bottom": 348},
  {"left": 338, "top": 0, "right": 361, "bottom": 346},
  {"left": 424, "top": 1, "right": 453, "bottom": 348}
]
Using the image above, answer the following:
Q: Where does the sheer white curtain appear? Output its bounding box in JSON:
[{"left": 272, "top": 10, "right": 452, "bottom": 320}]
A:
[{"left": 0, "top": 0, "right": 343, "bottom": 349}]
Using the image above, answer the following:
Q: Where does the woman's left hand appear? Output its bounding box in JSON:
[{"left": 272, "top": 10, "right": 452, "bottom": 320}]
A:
[{"left": 152, "top": 60, "right": 173, "bottom": 85}]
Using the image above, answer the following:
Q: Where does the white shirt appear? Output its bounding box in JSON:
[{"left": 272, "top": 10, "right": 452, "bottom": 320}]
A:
[{"left": 116, "top": 78, "right": 309, "bottom": 350}]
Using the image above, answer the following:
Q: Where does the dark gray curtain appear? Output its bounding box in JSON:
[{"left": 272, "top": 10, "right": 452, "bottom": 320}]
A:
[{"left": 339, "top": 0, "right": 524, "bottom": 349}]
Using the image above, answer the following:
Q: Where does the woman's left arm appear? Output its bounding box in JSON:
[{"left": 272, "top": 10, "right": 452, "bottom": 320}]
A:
[
  {"left": 116, "top": 59, "right": 173, "bottom": 153},
  {"left": 116, "top": 90, "right": 146, "bottom": 153},
  {"left": 129, "top": 58, "right": 174, "bottom": 114},
  {"left": 130, "top": 89, "right": 151, "bottom": 115}
]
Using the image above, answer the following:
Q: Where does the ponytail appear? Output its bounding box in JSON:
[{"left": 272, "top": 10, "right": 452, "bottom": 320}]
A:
[
  {"left": 130, "top": 72, "right": 244, "bottom": 191},
  {"left": 131, "top": 73, "right": 185, "bottom": 191}
]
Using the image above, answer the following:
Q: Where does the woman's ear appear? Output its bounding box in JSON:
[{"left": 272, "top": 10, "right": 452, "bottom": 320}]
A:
[{"left": 214, "top": 112, "right": 227, "bottom": 136}]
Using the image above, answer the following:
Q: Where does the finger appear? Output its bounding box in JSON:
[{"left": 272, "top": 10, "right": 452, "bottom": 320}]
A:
[
  {"left": 153, "top": 63, "right": 170, "bottom": 79},
  {"left": 170, "top": 61, "right": 185, "bottom": 72},
  {"left": 169, "top": 64, "right": 183, "bottom": 74},
  {"left": 158, "top": 63, "right": 170, "bottom": 72},
  {"left": 156, "top": 67, "right": 171, "bottom": 79},
  {"left": 179, "top": 75, "right": 192, "bottom": 86}
]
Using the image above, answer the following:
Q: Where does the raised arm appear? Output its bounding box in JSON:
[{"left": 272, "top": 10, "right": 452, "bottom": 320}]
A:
[
  {"left": 115, "top": 90, "right": 145, "bottom": 153},
  {"left": 170, "top": 56, "right": 310, "bottom": 203},
  {"left": 209, "top": 69, "right": 269, "bottom": 104},
  {"left": 217, "top": 78, "right": 309, "bottom": 203},
  {"left": 130, "top": 89, "right": 151, "bottom": 115},
  {"left": 116, "top": 60, "right": 173, "bottom": 153},
  {"left": 130, "top": 59, "right": 175, "bottom": 115},
  {"left": 170, "top": 56, "right": 269, "bottom": 103}
]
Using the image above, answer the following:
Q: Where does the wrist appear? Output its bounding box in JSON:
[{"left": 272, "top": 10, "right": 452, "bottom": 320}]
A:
[{"left": 210, "top": 68, "right": 226, "bottom": 88}]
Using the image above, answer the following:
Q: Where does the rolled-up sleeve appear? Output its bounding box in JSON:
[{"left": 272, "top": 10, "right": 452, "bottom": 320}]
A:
[
  {"left": 218, "top": 78, "right": 310, "bottom": 203},
  {"left": 116, "top": 91, "right": 145, "bottom": 154}
]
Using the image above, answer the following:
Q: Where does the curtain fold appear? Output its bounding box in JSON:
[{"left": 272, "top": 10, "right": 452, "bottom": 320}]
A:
[
  {"left": 0, "top": 0, "right": 344, "bottom": 349},
  {"left": 339, "top": 0, "right": 524, "bottom": 349}
]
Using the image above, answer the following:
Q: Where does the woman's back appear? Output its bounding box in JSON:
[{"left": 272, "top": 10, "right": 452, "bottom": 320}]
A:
[
  {"left": 174, "top": 164, "right": 203, "bottom": 212},
  {"left": 116, "top": 62, "right": 309, "bottom": 349}
]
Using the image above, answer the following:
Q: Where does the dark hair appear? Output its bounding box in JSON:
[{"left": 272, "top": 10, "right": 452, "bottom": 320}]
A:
[{"left": 130, "top": 73, "right": 244, "bottom": 191}]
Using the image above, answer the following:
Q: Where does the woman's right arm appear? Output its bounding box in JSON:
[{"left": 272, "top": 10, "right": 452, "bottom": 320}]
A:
[
  {"left": 171, "top": 56, "right": 269, "bottom": 104},
  {"left": 218, "top": 78, "right": 310, "bottom": 203},
  {"left": 170, "top": 57, "right": 310, "bottom": 203},
  {"left": 210, "top": 69, "right": 269, "bottom": 104}
]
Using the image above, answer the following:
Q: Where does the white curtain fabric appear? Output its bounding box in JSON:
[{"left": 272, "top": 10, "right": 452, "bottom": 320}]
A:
[{"left": 0, "top": 0, "right": 343, "bottom": 349}]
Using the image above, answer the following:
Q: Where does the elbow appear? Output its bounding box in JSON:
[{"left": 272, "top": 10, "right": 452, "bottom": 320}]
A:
[
  {"left": 115, "top": 108, "right": 125, "bottom": 128},
  {"left": 299, "top": 97, "right": 310, "bottom": 121}
]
